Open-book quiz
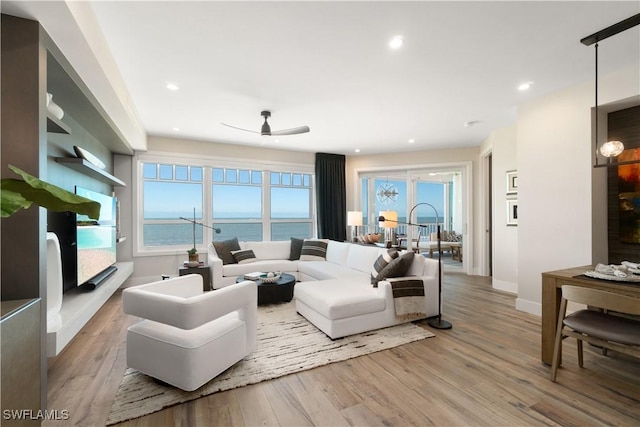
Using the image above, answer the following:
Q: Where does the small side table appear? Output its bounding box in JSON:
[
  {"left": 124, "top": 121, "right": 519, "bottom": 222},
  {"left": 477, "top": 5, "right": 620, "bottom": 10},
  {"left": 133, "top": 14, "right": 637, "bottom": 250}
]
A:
[{"left": 179, "top": 265, "right": 211, "bottom": 291}]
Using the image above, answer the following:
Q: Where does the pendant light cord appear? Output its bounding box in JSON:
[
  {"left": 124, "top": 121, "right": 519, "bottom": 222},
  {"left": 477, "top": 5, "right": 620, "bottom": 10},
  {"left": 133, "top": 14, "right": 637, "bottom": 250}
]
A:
[{"left": 594, "top": 43, "right": 599, "bottom": 166}]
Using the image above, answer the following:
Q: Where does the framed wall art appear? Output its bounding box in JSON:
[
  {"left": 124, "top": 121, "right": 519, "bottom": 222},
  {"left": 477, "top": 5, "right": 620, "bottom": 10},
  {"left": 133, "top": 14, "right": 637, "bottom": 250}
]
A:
[
  {"left": 506, "top": 170, "right": 518, "bottom": 194},
  {"left": 507, "top": 199, "right": 518, "bottom": 226}
]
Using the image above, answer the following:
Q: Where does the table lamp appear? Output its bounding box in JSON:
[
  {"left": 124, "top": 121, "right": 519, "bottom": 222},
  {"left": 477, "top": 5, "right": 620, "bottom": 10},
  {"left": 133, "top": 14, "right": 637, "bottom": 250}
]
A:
[
  {"left": 378, "top": 210, "right": 398, "bottom": 247},
  {"left": 347, "top": 211, "right": 363, "bottom": 242}
]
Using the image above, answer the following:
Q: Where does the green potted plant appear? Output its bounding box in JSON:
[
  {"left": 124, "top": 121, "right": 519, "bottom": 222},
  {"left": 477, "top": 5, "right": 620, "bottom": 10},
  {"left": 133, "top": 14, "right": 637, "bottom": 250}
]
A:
[
  {"left": 187, "top": 247, "right": 199, "bottom": 267},
  {"left": 1, "top": 165, "right": 100, "bottom": 219}
]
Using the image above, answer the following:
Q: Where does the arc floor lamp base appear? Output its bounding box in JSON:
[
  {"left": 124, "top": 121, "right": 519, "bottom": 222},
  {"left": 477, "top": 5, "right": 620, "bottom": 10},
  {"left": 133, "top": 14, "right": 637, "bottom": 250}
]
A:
[{"left": 427, "top": 318, "right": 453, "bottom": 330}]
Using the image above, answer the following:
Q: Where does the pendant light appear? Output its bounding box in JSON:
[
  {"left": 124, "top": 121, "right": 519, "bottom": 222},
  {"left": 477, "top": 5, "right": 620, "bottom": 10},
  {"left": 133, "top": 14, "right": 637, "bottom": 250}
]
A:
[{"left": 581, "top": 13, "right": 640, "bottom": 168}]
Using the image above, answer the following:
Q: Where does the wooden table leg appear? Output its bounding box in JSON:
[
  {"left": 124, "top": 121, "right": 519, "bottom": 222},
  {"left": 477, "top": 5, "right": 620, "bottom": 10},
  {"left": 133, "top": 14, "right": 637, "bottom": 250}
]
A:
[{"left": 541, "top": 277, "right": 562, "bottom": 365}]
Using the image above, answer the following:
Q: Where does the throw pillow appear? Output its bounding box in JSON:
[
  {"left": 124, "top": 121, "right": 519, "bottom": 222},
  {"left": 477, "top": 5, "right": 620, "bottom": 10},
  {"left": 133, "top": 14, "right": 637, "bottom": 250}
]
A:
[
  {"left": 372, "top": 251, "right": 415, "bottom": 288},
  {"left": 231, "top": 249, "right": 257, "bottom": 264},
  {"left": 289, "top": 237, "right": 304, "bottom": 261},
  {"left": 371, "top": 249, "right": 400, "bottom": 285},
  {"left": 446, "top": 232, "right": 460, "bottom": 242},
  {"left": 299, "top": 239, "right": 329, "bottom": 261},
  {"left": 212, "top": 237, "right": 241, "bottom": 265}
]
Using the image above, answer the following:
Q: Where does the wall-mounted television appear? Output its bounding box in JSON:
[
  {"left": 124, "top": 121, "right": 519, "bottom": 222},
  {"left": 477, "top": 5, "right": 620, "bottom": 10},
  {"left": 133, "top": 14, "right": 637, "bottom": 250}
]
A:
[{"left": 75, "top": 186, "right": 117, "bottom": 288}]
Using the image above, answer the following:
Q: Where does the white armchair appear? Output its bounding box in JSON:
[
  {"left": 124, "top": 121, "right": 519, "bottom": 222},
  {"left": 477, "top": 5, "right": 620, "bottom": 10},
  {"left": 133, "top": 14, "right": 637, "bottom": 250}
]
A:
[{"left": 122, "top": 274, "right": 257, "bottom": 391}]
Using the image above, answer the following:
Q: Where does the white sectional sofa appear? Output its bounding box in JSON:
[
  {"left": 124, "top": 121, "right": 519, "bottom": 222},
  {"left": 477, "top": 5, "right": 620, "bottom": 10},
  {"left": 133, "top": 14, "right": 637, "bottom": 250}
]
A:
[{"left": 208, "top": 239, "right": 440, "bottom": 339}]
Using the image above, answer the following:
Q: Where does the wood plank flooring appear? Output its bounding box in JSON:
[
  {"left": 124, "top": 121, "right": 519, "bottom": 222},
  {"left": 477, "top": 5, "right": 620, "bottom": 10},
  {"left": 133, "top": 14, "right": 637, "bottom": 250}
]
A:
[{"left": 44, "top": 272, "right": 640, "bottom": 426}]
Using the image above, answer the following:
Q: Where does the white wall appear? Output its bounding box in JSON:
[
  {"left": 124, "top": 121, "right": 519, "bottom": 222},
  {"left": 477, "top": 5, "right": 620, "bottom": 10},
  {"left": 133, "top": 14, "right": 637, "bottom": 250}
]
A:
[
  {"left": 516, "top": 65, "right": 640, "bottom": 315},
  {"left": 481, "top": 126, "right": 518, "bottom": 293}
]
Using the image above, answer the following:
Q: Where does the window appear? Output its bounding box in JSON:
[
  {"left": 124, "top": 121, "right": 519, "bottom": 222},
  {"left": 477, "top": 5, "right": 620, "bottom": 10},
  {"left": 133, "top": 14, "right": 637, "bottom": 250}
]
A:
[
  {"left": 270, "top": 171, "right": 313, "bottom": 240},
  {"left": 142, "top": 163, "right": 204, "bottom": 247},
  {"left": 212, "top": 168, "right": 263, "bottom": 242},
  {"left": 138, "top": 159, "right": 314, "bottom": 252}
]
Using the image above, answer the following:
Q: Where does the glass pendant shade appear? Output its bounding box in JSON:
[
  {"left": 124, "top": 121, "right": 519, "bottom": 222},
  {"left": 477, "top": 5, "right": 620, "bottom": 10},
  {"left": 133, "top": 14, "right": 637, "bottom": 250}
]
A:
[{"left": 599, "top": 140, "right": 624, "bottom": 157}]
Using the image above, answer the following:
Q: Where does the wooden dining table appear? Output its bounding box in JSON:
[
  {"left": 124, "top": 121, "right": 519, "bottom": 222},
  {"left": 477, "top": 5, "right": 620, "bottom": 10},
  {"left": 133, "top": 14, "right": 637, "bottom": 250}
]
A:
[{"left": 541, "top": 265, "right": 640, "bottom": 365}]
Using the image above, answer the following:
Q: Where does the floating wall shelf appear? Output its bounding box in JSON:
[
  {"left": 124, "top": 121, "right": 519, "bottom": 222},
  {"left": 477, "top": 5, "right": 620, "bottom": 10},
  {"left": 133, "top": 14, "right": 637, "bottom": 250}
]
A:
[
  {"left": 47, "top": 113, "right": 71, "bottom": 134},
  {"left": 55, "top": 157, "right": 126, "bottom": 187}
]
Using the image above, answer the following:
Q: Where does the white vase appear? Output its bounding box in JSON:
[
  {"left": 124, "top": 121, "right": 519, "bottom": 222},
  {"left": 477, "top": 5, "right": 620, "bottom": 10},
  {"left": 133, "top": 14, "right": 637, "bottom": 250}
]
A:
[{"left": 47, "top": 93, "right": 64, "bottom": 120}]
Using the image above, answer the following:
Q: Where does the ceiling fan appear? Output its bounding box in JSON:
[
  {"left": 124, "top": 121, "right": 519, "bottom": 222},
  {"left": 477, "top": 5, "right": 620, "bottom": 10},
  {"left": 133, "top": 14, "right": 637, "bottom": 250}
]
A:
[{"left": 222, "top": 111, "right": 310, "bottom": 136}]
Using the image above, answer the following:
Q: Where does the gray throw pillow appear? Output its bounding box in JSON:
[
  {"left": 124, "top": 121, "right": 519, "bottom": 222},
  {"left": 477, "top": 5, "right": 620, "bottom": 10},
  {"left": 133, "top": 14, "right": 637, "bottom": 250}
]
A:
[
  {"left": 212, "top": 237, "right": 241, "bottom": 265},
  {"left": 231, "top": 249, "right": 257, "bottom": 264},
  {"left": 300, "top": 239, "right": 328, "bottom": 261},
  {"left": 372, "top": 251, "right": 415, "bottom": 288},
  {"left": 371, "top": 249, "right": 400, "bottom": 285},
  {"left": 289, "top": 237, "right": 304, "bottom": 260}
]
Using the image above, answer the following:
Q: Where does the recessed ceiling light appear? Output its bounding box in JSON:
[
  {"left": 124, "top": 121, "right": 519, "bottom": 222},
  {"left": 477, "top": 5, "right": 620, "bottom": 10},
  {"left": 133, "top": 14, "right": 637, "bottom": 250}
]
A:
[
  {"left": 408, "top": 138, "right": 415, "bottom": 144},
  {"left": 355, "top": 148, "right": 361, "bottom": 153},
  {"left": 518, "top": 81, "right": 534, "bottom": 91},
  {"left": 172, "top": 127, "right": 180, "bottom": 131},
  {"left": 274, "top": 139, "right": 280, "bottom": 143},
  {"left": 165, "top": 82, "right": 179, "bottom": 91},
  {"left": 389, "top": 35, "right": 404, "bottom": 49}
]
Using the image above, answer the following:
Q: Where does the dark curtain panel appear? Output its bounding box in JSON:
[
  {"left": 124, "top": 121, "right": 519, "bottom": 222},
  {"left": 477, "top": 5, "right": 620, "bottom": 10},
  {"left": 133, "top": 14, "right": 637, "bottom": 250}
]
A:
[{"left": 315, "top": 153, "right": 347, "bottom": 241}]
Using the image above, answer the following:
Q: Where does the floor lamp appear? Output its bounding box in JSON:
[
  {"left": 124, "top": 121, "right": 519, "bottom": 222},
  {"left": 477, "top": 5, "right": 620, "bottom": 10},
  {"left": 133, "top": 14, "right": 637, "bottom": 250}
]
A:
[{"left": 408, "top": 203, "right": 452, "bottom": 330}]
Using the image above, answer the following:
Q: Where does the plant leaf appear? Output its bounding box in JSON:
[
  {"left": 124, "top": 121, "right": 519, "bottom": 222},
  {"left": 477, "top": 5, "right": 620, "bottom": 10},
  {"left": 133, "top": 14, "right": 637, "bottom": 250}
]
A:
[
  {"left": 2, "top": 165, "right": 101, "bottom": 219},
  {"left": 0, "top": 186, "right": 32, "bottom": 217}
]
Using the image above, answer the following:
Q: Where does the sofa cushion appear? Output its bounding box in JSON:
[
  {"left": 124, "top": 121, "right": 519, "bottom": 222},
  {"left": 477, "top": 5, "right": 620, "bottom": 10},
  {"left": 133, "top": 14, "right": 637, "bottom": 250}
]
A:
[
  {"left": 212, "top": 238, "right": 241, "bottom": 265},
  {"left": 289, "top": 238, "right": 304, "bottom": 260},
  {"left": 231, "top": 249, "right": 257, "bottom": 264},
  {"left": 346, "top": 244, "right": 384, "bottom": 274},
  {"left": 294, "top": 280, "right": 385, "bottom": 320},
  {"left": 222, "top": 260, "right": 298, "bottom": 277},
  {"left": 246, "top": 241, "right": 290, "bottom": 260},
  {"left": 371, "top": 249, "right": 400, "bottom": 285},
  {"left": 373, "top": 252, "right": 415, "bottom": 288},
  {"left": 326, "top": 241, "right": 351, "bottom": 266},
  {"left": 300, "top": 239, "right": 329, "bottom": 261},
  {"left": 298, "top": 260, "right": 370, "bottom": 282}
]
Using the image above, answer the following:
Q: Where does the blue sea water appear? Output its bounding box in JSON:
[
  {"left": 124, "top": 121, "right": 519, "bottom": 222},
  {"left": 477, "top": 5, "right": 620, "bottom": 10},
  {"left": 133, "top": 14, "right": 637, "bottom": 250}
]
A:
[{"left": 143, "top": 222, "right": 313, "bottom": 246}]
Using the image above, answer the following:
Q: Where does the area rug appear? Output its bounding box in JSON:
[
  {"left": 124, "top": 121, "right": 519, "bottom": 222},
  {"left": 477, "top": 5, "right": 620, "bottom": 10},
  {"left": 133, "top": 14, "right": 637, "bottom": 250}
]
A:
[{"left": 106, "top": 302, "right": 434, "bottom": 425}]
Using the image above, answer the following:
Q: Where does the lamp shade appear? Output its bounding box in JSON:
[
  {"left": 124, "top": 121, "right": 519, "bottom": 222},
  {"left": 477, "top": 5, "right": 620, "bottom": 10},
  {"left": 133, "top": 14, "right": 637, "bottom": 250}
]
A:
[
  {"left": 599, "top": 140, "right": 624, "bottom": 157},
  {"left": 347, "top": 211, "right": 363, "bottom": 226},
  {"left": 378, "top": 210, "right": 398, "bottom": 228}
]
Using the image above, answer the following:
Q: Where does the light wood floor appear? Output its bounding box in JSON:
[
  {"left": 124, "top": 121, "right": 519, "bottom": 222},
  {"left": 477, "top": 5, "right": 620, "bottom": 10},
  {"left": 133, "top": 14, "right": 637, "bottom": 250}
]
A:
[{"left": 44, "top": 272, "right": 640, "bottom": 427}]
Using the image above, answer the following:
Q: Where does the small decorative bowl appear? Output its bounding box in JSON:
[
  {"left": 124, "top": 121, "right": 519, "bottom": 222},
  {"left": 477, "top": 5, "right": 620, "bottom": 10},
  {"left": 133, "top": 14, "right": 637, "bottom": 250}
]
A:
[{"left": 259, "top": 273, "right": 281, "bottom": 283}]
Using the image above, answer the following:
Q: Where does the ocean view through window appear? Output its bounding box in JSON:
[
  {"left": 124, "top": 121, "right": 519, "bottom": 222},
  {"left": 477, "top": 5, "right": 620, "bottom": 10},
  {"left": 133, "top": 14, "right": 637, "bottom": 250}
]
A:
[{"left": 140, "top": 160, "right": 315, "bottom": 252}]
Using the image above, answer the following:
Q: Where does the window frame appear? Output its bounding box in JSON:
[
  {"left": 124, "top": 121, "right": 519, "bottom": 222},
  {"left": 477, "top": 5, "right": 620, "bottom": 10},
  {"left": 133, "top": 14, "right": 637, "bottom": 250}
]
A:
[{"left": 134, "top": 152, "right": 315, "bottom": 256}]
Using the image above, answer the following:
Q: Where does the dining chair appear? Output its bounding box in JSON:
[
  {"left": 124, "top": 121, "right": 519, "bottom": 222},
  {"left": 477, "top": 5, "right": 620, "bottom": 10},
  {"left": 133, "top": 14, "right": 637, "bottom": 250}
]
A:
[{"left": 550, "top": 284, "right": 640, "bottom": 381}]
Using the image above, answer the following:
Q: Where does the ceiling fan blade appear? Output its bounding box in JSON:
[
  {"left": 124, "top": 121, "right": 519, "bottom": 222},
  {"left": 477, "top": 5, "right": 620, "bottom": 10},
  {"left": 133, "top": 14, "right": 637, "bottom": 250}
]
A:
[
  {"left": 221, "top": 123, "right": 260, "bottom": 134},
  {"left": 270, "top": 126, "right": 310, "bottom": 136}
]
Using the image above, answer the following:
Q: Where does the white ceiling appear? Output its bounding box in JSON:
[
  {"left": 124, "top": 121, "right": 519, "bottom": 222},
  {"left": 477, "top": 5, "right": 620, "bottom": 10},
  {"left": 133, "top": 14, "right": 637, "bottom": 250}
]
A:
[{"left": 4, "top": 1, "right": 640, "bottom": 155}]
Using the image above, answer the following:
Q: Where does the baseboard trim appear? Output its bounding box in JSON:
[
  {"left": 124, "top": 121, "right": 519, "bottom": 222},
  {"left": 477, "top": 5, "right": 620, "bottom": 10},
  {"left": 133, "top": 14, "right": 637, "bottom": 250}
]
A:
[
  {"left": 515, "top": 298, "right": 541, "bottom": 316},
  {"left": 492, "top": 279, "right": 517, "bottom": 294}
]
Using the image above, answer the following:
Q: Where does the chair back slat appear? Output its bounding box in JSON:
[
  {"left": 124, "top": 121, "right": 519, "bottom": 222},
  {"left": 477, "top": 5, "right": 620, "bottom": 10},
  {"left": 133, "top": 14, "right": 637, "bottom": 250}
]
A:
[{"left": 561, "top": 285, "right": 640, "bottom": 315}]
